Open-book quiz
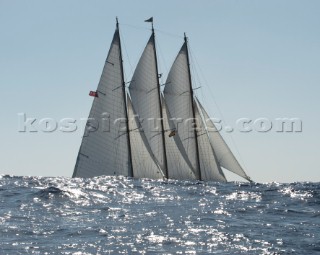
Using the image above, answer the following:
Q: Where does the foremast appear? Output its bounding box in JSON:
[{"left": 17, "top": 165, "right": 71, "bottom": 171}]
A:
[{"left": 117, "top": 18, "right": 134, "bottom": 177}]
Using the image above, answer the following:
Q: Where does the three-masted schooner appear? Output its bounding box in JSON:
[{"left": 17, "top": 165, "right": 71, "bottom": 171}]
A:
[{"left": 72, "top": 18, "right": 252, "bottom": 182}]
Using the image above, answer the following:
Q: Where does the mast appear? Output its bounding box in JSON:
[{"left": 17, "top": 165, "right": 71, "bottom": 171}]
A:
[
  {"left": 184, "top": 33, "right": 202, "bottom": 181},
  {"left": 117, "top": 17, "right": 134, "bottom": 177},
  {"left": 151, "top": 23, "right": 169, "bottom": 179}
]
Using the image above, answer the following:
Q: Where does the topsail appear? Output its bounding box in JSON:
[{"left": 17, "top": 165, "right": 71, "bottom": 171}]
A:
[{"left": 73, "top": 19, "right": 252, "bottom": 183}]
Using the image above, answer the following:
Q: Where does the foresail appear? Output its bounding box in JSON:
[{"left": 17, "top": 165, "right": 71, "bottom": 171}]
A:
[
  {"left": 194, "top": 100, "right": 227, "bottom": 182},
  {"left": 197, "top": 99, "right": 250, "bottom": 181},
  {"left": 128, "top": 35, "right": 166, "bottom": 175},
  {"left": 73, "top": 29, "right": 130, "bottom": 178},
  {"left": 163, "top": 42, "right": 200, "bottom": 178},
  {"left": 162, "top": 95, "right": 197, "bottom": 180},
  {"left": 127, "top": 97, "right": 164, "bottom": 179}
]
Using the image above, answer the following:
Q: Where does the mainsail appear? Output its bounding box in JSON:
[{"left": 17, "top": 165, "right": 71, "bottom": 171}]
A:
[
  {"left": 129, "top": 31, "right": 167, "bottom": 177},
  {"left": 73, "top": 22, "right": 131, "bottom": 178},
  {"left": 73, "top": 19, "right": 252, "bottom": 182},
  {"left": 163, "top": 38, "right": 200, "bottom": 179}
]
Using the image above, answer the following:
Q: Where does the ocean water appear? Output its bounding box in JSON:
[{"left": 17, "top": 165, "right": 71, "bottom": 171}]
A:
[{"left": 0, "top": 175, "right": 319, "bottom": 254}]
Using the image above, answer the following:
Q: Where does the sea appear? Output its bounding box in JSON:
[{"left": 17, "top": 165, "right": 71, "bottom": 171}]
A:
[{"left": 0, "top": 175, "right": 319, "bottom": 254}]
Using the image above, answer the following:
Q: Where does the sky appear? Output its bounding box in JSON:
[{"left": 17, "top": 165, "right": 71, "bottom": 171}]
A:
[{"left": 0, "top": 0, "right": 319, "bottom": 183}]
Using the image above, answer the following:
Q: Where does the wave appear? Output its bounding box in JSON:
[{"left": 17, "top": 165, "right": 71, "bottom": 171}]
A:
[{"left": 0, "top": 174, "right": 319, "bottom": 254}]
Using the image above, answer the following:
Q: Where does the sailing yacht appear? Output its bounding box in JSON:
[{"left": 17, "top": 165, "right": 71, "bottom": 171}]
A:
[{"left": 72, "top": 18, "right": 252, "bottom": 182}]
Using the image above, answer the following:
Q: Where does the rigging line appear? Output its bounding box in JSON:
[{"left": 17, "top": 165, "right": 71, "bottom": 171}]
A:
[
  {"left": 120, "top": 22, "right": 184, "bottom": 39},
  {"left": 154, "top": 37, "right": 168, "bottom": 86},
  {"left": 188, "top": 45, "right": 249, "bottom": 172},
  {"left": 119, "top": 31, "right": 134, "bottom": 78},
  {"left": 154, "top": 28, "right": 184, "bottom": 39},
  {"left": 187, "top": 45, "right": 204, "bottom": 101},
  {"left": 120, "top": 22, "right": 151, "bottom": 32},
  {"left": 188, "top": 44, "right": 223, "bottom": 116}
]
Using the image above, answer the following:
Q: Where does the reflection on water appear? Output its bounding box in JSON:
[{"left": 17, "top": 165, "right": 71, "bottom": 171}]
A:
[{"left": 0, "top": 175, "right": 319, "bottom": 254}]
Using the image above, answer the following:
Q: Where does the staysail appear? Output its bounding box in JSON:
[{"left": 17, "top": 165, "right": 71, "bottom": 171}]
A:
[
  {"left": 162, "top": 95, "right": 197, "bottom": 180},
  {"left": 129, "top": 33, "right": 167, "bottom": 176},
  {"left": 196, "top": 98, "right": 250, "bottom": 181},
  {"left": 163, "top": 40, "right": 200, "bottom": 179},
  {"left": 73, "top": 24, "right": 131, "bottom": 178},
  {"left": 127, "top": 96, "right": 164, "bottom": 179},
  {"left": 194, "top": 99, "right": 227, "bottom": 182}
]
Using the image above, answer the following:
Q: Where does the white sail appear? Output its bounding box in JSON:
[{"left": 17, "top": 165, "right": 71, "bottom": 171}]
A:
[
  {"left": 163, "top": 42, "right": 200, "bottom": 178},
  {"left": 162, "top": 95, "right": 197, "bottom": 180},
  {"left": 127, "top": 96, "right": 164, "bottom": 179},
  {"left": 72, "top": 20, "right": 251, "bottom": 183},
  {"left": 194, "top": 100, "right": 227, "bottom": 182},
  {"left": 129, "top": 34, "right": 166, "bottom": 175},
  {"left": 73, "top": 28, "right": 131, "bottom": 178},
  {"left": 196, "top": 98, "right": 250, "bottom": 181}
]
